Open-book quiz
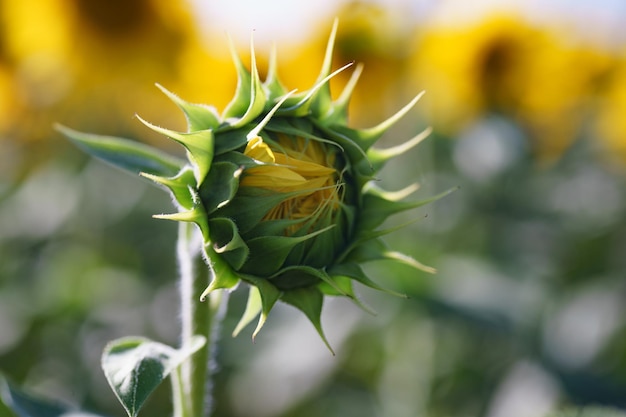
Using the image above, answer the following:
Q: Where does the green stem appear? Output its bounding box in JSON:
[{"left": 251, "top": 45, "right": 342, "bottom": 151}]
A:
[{"left": 173, "top": 222, "right": 220, "bottom": 417}]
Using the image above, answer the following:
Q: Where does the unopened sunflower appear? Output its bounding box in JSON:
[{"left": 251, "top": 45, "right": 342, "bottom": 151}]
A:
[{"left": 59, "top": 22, "right": 448, "bottom": 351}]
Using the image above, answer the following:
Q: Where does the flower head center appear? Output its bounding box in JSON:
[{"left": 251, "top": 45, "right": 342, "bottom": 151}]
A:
[{"left": 241, "top": 133, "right": 343, "bottom": 234}]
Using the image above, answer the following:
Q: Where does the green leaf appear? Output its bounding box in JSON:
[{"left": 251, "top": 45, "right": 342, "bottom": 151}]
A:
[
  {"left": 56, "top": 125, "right": 183, "bottom": 178},
  {"left": 281, "top": 287, "right": 334, "bottom": 354},
  {"left": 101, "top": 336, "right": 205, "bottom": 417},
  {"left": 0, "top": 375, "right": 107, "bottom": 417}
]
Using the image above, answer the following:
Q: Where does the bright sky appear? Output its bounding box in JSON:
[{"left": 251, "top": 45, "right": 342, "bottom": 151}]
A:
[
  {"left": 189, "top": 0, "right": 340, "bottom": 47},
  {"left": 189, "top": 0, "right": 626, "bottom": 50}
]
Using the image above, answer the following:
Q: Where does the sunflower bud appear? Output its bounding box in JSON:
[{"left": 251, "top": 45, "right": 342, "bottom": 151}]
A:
[{"left": 59, "top": 20, "right": 452, "bottom": 351}]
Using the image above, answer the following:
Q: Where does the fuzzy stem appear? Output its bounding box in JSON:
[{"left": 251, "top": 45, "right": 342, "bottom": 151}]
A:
[{"left": 174, "top": 222, "right": 218, "bottom": 417}]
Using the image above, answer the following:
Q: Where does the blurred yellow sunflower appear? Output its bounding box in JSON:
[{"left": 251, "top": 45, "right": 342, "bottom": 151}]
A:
[
  {"left": 0, "top": 0, "right": 234, "bottom": 147},
  {"left": 410, "top": 16, "right": 537, "bottom": 132},
  {"left": 270, "top": 1, "right": 415, "bottom": 130},
  {"left": 330, "top": 1, "right": 415, "bottom": 128},
  {"left": 594, "top": 59, "right": 626, "bottom": 164},
  {"left": 411, "top": 14, "right": 614, "bottom": 161}
]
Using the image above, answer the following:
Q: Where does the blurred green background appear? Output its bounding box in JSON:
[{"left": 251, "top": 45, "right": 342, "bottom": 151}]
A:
[{"left": 1, "top": 0, "right": 626, "bottom": 416}]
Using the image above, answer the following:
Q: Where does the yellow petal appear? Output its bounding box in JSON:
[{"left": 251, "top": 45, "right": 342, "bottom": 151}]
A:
[{"left": 244, "top": 136, "right": 275, "bottom": 163}]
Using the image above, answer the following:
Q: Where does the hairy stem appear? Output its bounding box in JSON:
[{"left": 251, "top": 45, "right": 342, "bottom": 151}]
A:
[{"left": 174, "top": 222, "right": 219, "bottom": 417}]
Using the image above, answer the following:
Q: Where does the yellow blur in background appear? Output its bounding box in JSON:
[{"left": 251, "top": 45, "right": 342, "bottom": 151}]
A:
[{"left": 1, "top": 0, "right": 625, "bottom": 162}]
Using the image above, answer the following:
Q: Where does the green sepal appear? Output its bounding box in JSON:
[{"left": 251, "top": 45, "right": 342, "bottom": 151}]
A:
[
  {"left": 154, "top": 204, "right": 210, "bottom": 243},
  {"left": 269, "top": 265, "right": 347, "bottom": 296},
  {"left": 239, "top": 275, "right": 282, "bottom": 339},
  {"left": 56, "top": 124, "right": 183, "bottom": 178},
  {"left": 360, "top": 186, "right": 458, "bottom": 231},
  {"left": 141, "top": 167, "right": 196, "bottom": 210},
  {"left": 278, "top": 192, "right": 350, "bottom": 267},
  {"left": 241, "top": 226, "right": 334, "bottom": 276},
  {"left": 313, "top": 121, "right": 370, "bottom": 165},
  {"left": 382, "top": 250, "right": 436, "bottom": 274},
  {"left": 309, "top": 18, "right": 338, "bottom": 119},
  {"left": 199, "top": 246, "right": 241, "bottom": 301},
  {"left": 318, "top": 275, "right": 376, "bottom": 315},
  {"left": 246, "top": 89, "right": 297, "bottom": 141},
  {"left": 213, "top": 129, "right": 250, "bottom": 155},
  {"left": 156, "top": 84, "right": 221, "bottom": 131},
  {"left": 232, "top": 285, "right": 262, "bottom": 337},
  {"left": 222, "top": 37, "right": 266, "bottom": 128},
  {"left": 344, "top": 238, "right": 436, "bottom": 274},
  {"left": 199, "top": 161, "right": 243, "bottom": 214},
  {"left": 262, "top": 44, "right": 288, "bottom": 103},
  {"left": 342, "top": 91, "right": 425, "bottom": 152},
  {"left": 244, "top": 217, "right": 305, "bottom": 239},
  {"left": 367, "top": 127, "right": 432, "bottom": 171},
  {"left": 216, "top": 188, "right": 305, "bottom": 233},
  {"left": 213, "top": 150, "right": 258, "bottom": 167},
  {"left": 276, "top": 62, "right": 353, "bottom": 118},
  {"left": 101, "top": 336, "right": 205, "bottom": 417},
  {"left": 321, "top": 63, "right": 364, "bottom": 126},
  {"left": 300, "top": 217, "right": 341, "bottom": 268},
  {"left": 340, "top": 202, "right": 357, "bottom": 239},
  {"left": 328, "top": 262, "right": 407, "bottom": 298},
  {"left": 208, "top": 218, "right": 249, "bottom": 270},
  {"left": 354, "top": 214, "right": 423, "bottom": 244},
  {"left": 264, "top": 118, "right": 345, "bottom": 154},
  {"left": 0, "top": 374, "right": 108, "bottom": 417},
  {"left": 136, "top": 116, "right": 214, "bottom": 185},
  {"left": 281, "top": 287, "right": 334, "bottom": 354}
]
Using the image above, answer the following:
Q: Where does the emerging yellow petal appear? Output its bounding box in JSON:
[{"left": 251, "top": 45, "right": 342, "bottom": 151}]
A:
[
  {"left": 241, "top": 134, "right": 342, "bottom": 233},
  {"left": 244, "top": 136, "right": 276, "bottom": 163}
]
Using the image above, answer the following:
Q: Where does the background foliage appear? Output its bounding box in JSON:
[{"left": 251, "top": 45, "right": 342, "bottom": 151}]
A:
[{"left": 1, "top": 1, "right": 626, "bottom": 416}]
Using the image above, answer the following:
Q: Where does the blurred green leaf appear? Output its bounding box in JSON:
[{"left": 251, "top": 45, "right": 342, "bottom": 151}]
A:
[
  {"left": 0, "top": 375, "right": 106, "bottom": 417},
  {"left": 101, "top": 336, "right": 205, "bottom": 417},
  {"left": 56, "top": 125, "right": 184, "bottom": 178}
]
